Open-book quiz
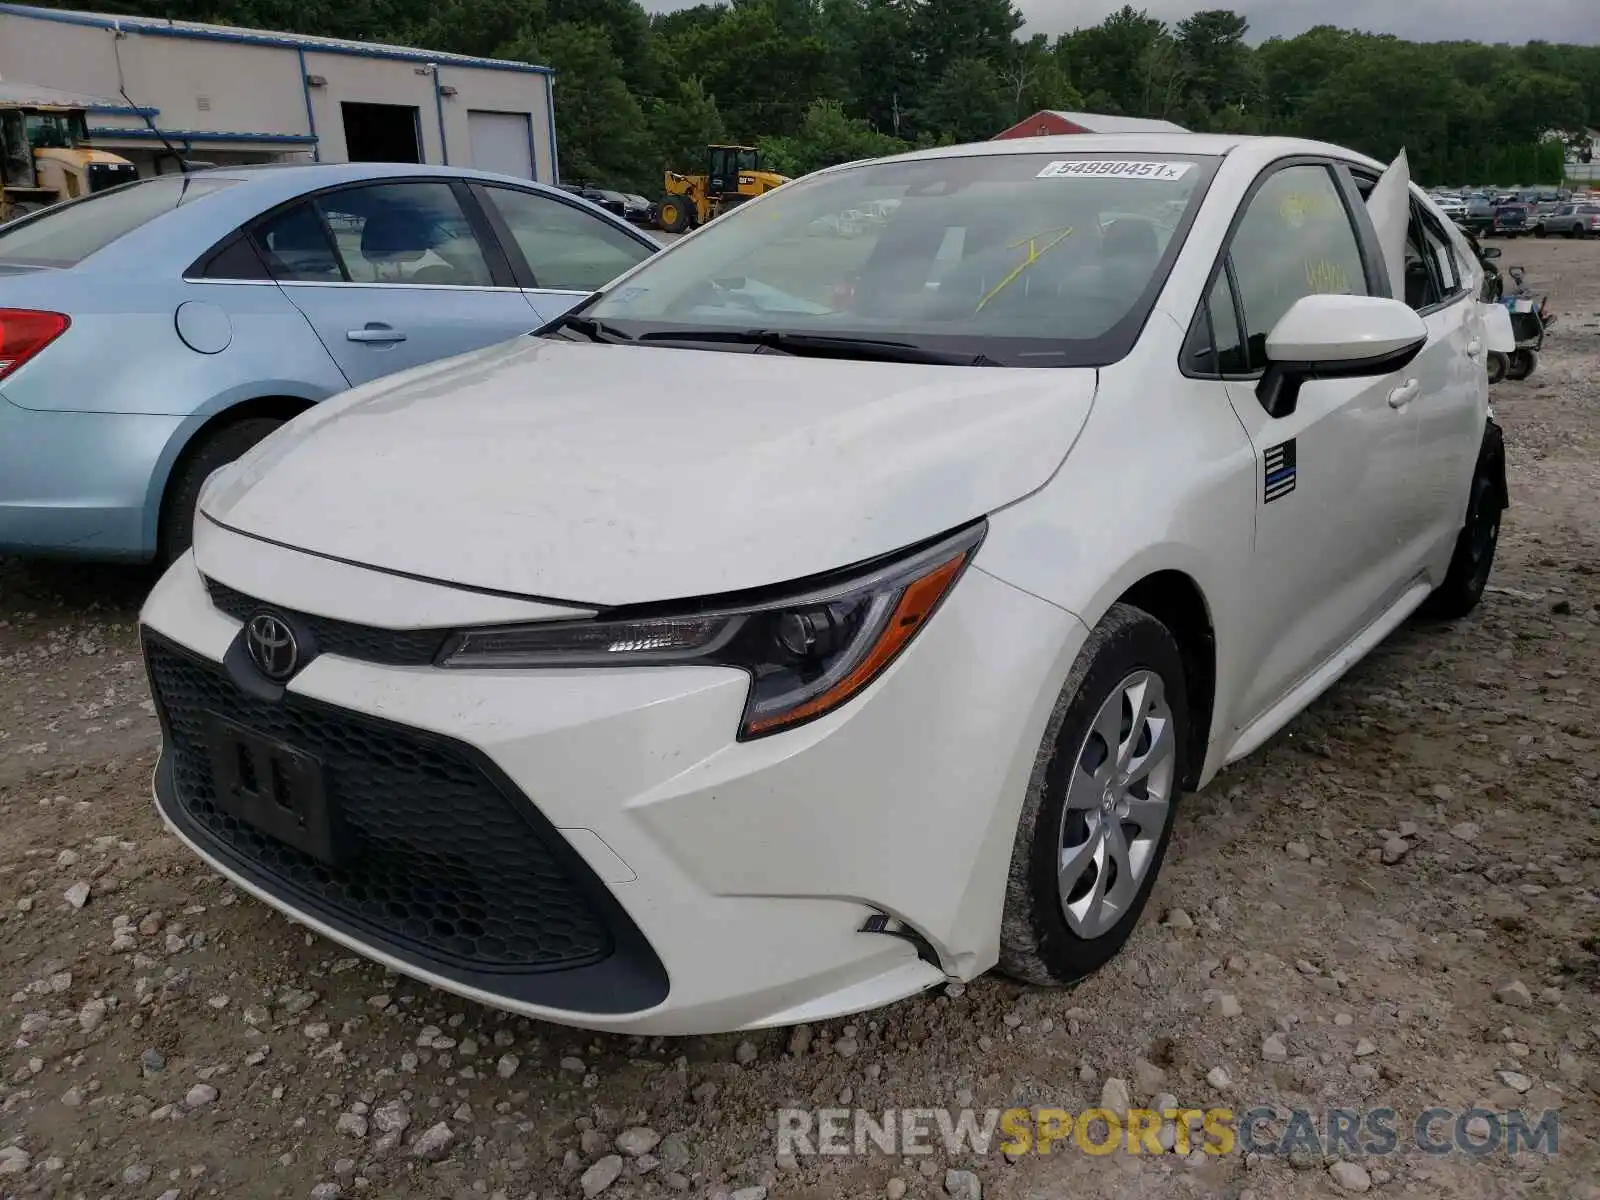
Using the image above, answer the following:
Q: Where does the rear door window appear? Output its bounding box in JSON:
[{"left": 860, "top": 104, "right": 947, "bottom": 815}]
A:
[
  {"left": 315, "top": 183, "right": 496, "bottom": 286},
  {"left": 0, "top": 174, "right": 237, "bottom": 267}
]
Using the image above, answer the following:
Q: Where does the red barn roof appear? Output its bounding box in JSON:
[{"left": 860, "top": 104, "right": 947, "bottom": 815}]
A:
[{"left": 994, "top": 110, "right": 1188, "bottom": 140}]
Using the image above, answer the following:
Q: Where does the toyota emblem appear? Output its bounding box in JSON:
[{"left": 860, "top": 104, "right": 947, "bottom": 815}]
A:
[{"left": 246, "top": 613, "right": 299, "bottom": 681}]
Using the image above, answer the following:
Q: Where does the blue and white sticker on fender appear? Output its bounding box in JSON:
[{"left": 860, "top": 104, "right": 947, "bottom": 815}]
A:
[
  {"left": 1264, "top": 439, "right": 1298, "bottom": 503},
  {"left": 1036, "top": 160, "right": 1195, "bottom": 181}
]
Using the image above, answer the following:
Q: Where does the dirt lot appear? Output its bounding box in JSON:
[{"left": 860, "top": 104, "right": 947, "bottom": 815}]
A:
[{"left": 1, "top": 237, "right": 1597, "bottom": 1200}]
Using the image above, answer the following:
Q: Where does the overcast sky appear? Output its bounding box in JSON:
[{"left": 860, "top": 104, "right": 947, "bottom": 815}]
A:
[{"left": 637, "top": 0, "right": 1600, "bottom": 44}]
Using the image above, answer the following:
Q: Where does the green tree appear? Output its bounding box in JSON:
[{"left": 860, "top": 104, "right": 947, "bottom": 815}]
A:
[
  {"left": 916, "top": 56, "right": 1013, "bottom": 145},
  {"left": 503, "top": 22, "right": 653, "bottom": 190},
  {"left": 764, "top": 98, "right": 909, "bottom": 174},
  {"left": 1174, "top": 10, "right": 1259, "bottom": 130},
  {"left": 648, "top": 76, "right": 727, "bottom": 178}
]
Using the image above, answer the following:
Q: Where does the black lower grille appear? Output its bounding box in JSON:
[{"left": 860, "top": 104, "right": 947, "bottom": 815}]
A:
[
  {"left": 204, "top": 577, "right": 448, "bottom": 667},
  {"left": 143, "top": 633, "right": 667, "bottom": 1011}
]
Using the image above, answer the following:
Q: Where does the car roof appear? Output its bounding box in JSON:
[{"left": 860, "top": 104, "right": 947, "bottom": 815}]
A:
[
  {"left": 822, "top": 133, "right": 1390, "bottom": 177},
  {"left": 194, "top": 161, "right": 549, "bottom": 196},
  {"left": 46, "top": 162, "right": 652, "bottom": 274}
]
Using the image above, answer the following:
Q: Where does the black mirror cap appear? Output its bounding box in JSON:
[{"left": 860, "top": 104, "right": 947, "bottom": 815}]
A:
[{"left": 1255, "top": 336, "right": 1427, "bottom": 419}]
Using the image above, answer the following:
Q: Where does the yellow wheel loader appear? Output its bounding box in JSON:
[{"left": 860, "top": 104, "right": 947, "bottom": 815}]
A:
[
  {"left": 1, "top": 80, "right": 139, "bottom": 223},
  {"left": 657, "top": 145, "right": 789, "bottom": 233}
]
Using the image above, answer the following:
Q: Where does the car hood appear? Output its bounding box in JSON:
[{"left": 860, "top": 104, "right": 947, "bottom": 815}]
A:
[{"left": 200, "top": 336, "right": 1097, "bottom": 606}]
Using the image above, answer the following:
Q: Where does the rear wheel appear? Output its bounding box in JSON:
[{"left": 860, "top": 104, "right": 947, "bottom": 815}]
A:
[
  {"left": 657, "top": 197, "right": 690, "bottom": 234},
  {"left": 158, "top": 417, "right": 284, "bottom": 566},
  {"left": 999, "top": 604, "right": 1188, "bottom": 987}
]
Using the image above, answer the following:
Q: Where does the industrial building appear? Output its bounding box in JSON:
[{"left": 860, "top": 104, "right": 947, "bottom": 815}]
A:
[{"left": 0, "top": 3, "right": 558, "bottom": 180}]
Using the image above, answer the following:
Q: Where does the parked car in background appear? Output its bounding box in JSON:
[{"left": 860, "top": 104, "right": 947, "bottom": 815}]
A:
[
  {"left": 1462, "top": 196, "right": 1496, "bottom": 234},
  {"left": 139, "top": 133, "right": 1505, "bottom": 1034},
  {"left": 1534, "top": 202, "right": 1600, "bottom": 238},
  {"left": 1489, "top": 202, "right": 1531, "bottom": 237},
  {"left": 1434, "top": 195, "right": 1466, "bottom": 219},
  {"left": 0, "top": 162, "right": 659, "bottom": 563},
  {"left": 559, "top": 184, "right": 628, "bottom": 219},
  {"left": 620, "top": 193, "right": 654, "bottom": 226}
]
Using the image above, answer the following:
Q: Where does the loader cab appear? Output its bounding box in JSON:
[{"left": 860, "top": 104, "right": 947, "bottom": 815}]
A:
[
  {"left": 23, "top": 108, "right": 90, "bottom": 152},
  {"left": 707, "top": 145, "right": 760, "bottom": 197}
]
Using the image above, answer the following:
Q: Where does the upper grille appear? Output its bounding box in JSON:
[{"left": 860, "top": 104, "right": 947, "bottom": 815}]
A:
[
  {"left": 204, "top": 577, "right": 447, "bottom": 666},
  {"left": 145, "top": 635, "right": 614, "bottom": 974}
]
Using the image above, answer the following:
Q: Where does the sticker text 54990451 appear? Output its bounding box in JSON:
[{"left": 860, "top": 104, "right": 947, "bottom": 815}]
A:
[{"left": 1036, "top": 160, "right": 1195, "bottom": 181}]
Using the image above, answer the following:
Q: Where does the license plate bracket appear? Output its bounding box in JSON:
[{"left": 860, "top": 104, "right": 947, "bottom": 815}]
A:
[{"left": 202, "top": 713, "right": 346, "bottom": 865}]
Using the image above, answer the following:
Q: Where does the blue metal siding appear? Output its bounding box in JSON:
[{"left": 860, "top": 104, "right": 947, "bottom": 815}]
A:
[
  {"left": 0, "top": 3, "right": 554, "bottom": 75},
  {"left": 88, "top": 127, "right": 319, "bottom": 145}
]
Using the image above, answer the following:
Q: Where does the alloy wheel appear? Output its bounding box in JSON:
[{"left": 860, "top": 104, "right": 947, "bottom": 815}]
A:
[{"left": 1057, "top": 670, "right": 1176, "bottom": 939}]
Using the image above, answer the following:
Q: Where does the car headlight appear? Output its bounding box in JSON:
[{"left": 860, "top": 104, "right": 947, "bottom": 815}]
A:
[{"left": 437, "top": 522, "right": 985, "bottom": 739}]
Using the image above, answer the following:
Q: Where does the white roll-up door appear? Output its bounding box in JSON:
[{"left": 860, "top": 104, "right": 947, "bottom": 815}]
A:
[{"left": 468, "top": 110, "right": 534, "bottom": 180}]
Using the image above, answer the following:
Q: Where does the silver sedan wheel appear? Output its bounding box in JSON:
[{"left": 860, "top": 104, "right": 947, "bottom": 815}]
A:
[{"left": 1057, "top": 669, "right": 1176, "bottom": 938}]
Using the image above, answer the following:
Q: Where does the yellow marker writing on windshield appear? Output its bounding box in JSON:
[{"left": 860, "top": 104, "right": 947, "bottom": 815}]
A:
[{"left": 976, "top": 227, "right": 1074, "bottom": 312}]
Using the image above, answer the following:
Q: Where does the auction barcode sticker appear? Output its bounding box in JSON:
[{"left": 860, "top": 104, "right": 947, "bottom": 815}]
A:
[{"left": 1036, "top": 160, "right": 1194, "bottom": 181}]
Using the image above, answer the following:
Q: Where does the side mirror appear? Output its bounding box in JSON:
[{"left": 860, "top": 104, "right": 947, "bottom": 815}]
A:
[
  {"left": 1256, "top": 293, "right": 1427, "bottom": 418},
  {"left": 1481, "top": 246, "right": 1502, "bottom": 259}
]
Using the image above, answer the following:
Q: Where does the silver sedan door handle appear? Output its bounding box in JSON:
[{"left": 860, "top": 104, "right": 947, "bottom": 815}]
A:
[
  {"left": 1387, "top": 378, "right": 1421, "bottom": 409},
  {"left": 1466, "top": 338, "right": 1482, "bottom": 359},
  {"left": 347, "top": 324, "right": 407, "bottom": 344}
]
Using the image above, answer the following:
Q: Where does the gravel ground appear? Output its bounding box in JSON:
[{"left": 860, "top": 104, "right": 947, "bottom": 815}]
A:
[{"left": 1, "top": 237, "right": 1597, "bottom": 1200}]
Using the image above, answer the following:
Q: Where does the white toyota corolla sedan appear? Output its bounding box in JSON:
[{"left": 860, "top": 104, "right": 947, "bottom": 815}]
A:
[{"left": 139, "top": 134, "right": 1506, "bottom": 1034}]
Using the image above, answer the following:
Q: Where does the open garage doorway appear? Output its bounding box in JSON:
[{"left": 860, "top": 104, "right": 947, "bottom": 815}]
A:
[{"left": 341, "top": 102, "right": 421, "bottom": 163}]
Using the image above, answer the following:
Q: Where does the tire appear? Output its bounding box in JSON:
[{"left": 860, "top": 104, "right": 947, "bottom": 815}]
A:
[
  {"left": 1417, "top": 427, "right": 1504, "bottom": 621},
  {"left": 998, "top": 603, "right": 1189, "bottom": 987},
  {"left": 657, "top": 197, "right": 690, "bottom": 234},
  {"left": 158, "top": 417, "right": 284, "bottom": 566},
  {"left": 1535, "top": 226, "right": 1547, "bottom": 238},
  {"left": 1486, "top": 352, "right": 1508, "bottom": 384},
  {"left": 1506, "top": 349, "right": 1536, "bottom": 381}
]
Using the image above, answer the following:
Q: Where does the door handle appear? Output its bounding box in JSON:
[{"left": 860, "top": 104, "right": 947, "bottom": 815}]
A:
[
  {"left": 1387, "top": 378, "right": 1421, "bottom": 409},
  {"left": 346, "top": 323, "right": 407, "bottom": 344},
  {"left": 1466, "top": 338, "right": 1483, "bottom": 359}
]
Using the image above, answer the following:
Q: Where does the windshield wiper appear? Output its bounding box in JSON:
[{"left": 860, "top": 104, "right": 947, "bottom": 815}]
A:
[
  {"left": 636, "top": 329, "right": 999, "bottom": 366},
  {"left": 540, "top": 312, "right": 635, "bottom": 344}
]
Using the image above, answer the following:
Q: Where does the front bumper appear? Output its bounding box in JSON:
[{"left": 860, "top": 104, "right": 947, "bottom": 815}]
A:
[
  {"left": 138, "top": 538, "right": 1083, "bottom": 1034},
  {"left": 0, "top": 393, "right": 178, "bottom": 558}
]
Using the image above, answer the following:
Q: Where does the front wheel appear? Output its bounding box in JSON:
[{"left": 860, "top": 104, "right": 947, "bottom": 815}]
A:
[
  {"left": 1487, "top": 351, "right": 1508, "bottom": 384},
  {"left": 1506, "top": 348, "right": 1536, "bottom": 381},
  {"left": 1417, "top": 427, "right": 1504, "bottom": 621},
  {"left": 657, "top": 197, "right": 690, "bottom": 234},
  {"left": 999, "top": 604, "right": 1188, "bottom": 987}
]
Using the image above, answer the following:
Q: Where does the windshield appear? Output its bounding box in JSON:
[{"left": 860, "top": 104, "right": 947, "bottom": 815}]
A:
[
  {"left": 585, "top": 151, "right": 1218, "bottom": 367},
  {"left": 23, "top": 110, "right": 88, "bottom": 150},
  {"left": 0, "top": 173, "right": 238, "bottom": 267}
]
